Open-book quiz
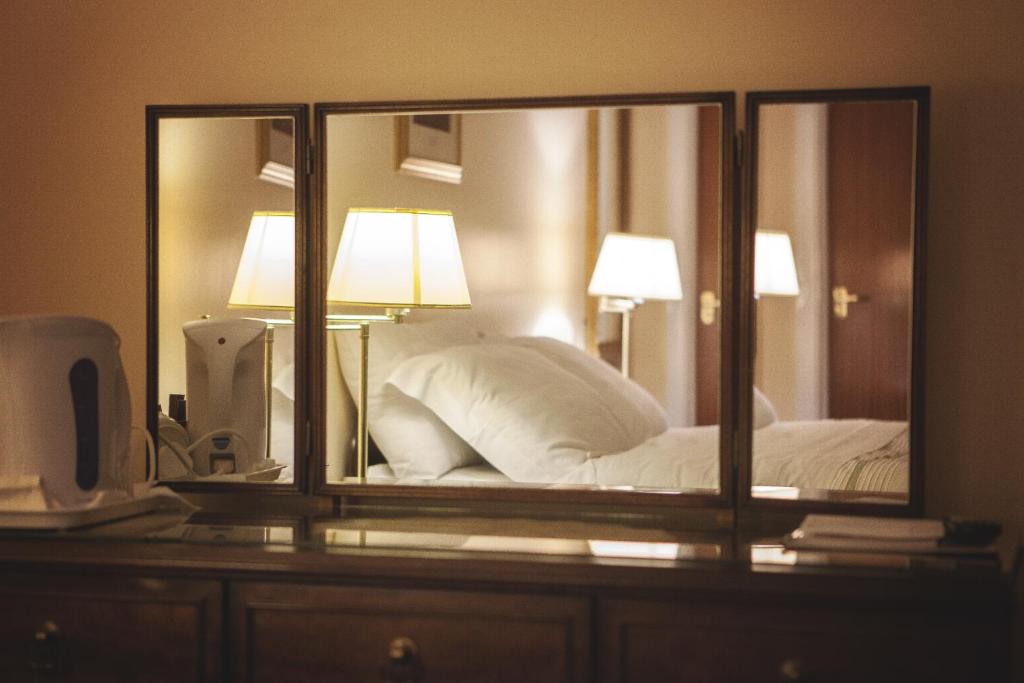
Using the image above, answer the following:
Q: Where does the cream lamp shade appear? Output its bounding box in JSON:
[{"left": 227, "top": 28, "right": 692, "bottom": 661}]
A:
[
  {"left": 228, "top": 211, "right": 295, "bottom": 309},
  {"left": 327, "top": 208, "right": 471, "bottom": 308},
  {"left": 754, "top": 230, "right": 800, "bottom": 297},
  {"left": 588, "top": 232, "right": 683, "bottom": 302}
]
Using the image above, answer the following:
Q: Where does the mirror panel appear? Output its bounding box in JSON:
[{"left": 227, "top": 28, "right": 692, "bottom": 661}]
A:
[
  {"left": 147, "top": 106, "right": 308, "bottom": 488},
  {"left": 317, "top": 96, "right": 734, "bottom": 504},
  {"left": 746, "top": 88, "right": 927, "bottom": 508}
]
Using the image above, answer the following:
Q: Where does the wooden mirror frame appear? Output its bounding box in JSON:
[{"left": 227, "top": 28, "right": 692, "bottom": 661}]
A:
[
  {"left": 311, "top": 92, "right": 740, "bottom": 514},
  {"left": 145, "top": 103, "right": 312, "bottom": 494},
  {"left": 738, "top": 86, "right": 930, "bottom": 517}
]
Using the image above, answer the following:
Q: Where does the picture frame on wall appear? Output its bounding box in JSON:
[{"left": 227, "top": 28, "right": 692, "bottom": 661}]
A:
[
  {"left": 257, "top": 118, "right": 295, "bottom": 189},
  {"left": 395, "top": 114, "right": 463, "bottom": 184}
]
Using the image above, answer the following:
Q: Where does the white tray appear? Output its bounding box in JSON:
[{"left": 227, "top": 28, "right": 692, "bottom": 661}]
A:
[
  {"left": 0, "top": 494, "right": 176, "bottom": 531},
  {"left": 159, "top": 463, "right": 288, "bottom": 484}
]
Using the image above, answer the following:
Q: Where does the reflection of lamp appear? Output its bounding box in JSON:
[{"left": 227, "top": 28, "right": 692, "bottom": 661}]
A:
[
  {"left": 752, "top": 230, "right": 799, "bottom": 365},
  {"left": 754, "top": 231, "right": 800, "bottom": 297},
  {"left": 327, "top": 208, "right": 471, "bottom": 478},
  {"left": 228, "top": 211, "right": 295, "bottom": 460},
  {"left": 587, "top": 232, "right": 682, "bottom": 378}
]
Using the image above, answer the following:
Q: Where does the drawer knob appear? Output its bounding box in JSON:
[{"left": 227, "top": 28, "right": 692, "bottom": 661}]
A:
[
  {"left": 31, "top": 620, "right": 64, "bottom": 673},
  {"left": 383, "top": 636, "right": 422, "bottom": 682},
  {"left": 779, "top": 657, "right": 808, "bottom": 682}
]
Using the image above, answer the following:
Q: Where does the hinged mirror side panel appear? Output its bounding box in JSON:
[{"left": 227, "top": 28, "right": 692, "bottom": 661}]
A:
[
  {"left": 740, "top": 87, "right": 929, "bottom": 518},
  {"left": 146, "top": 103, "right": 311, "bottom": 493}
]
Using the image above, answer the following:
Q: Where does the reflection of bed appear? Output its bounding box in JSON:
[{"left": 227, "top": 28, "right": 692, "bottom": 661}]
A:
[
  {"left": 368, "top": 463, "right": 513, "bottom": 485},
  {"left": 332, "top": 319, "right": 908, "bottom": 494},
  {"left": 754, "top": 419, "right": 908, "bottom": 492},
  {"left": 366, "top": 421, "right": 908, "bottom": 493},
  {"left": 556, "top": 420, "right": 907, "bottom": 492}
]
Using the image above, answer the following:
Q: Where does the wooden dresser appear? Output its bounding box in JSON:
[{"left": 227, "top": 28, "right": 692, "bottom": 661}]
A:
[{"left": 0, "top": 511, "right": 1019, "bottom": 682}]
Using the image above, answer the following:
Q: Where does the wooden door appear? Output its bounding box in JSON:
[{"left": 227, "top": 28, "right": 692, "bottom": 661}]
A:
[
  {"left": 827, "top": 100, "right": 914, "bottom": 420},
  {"left": 695, "top": 105, "right": 722, "bottom": 425}
]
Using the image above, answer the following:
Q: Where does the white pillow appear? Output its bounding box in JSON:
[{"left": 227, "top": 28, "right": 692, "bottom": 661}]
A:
[
  {"left": 335, "top": 317, "right": 483, "bottom": 478},
  {"left": 753, "top": 386, "right": 779, "bottom": 430},
  {"left": 386, "top": 344, "right": 647, "bottom": 483},
  {"left": 505, "top": 336, "right": 668, "bottom": 442}
]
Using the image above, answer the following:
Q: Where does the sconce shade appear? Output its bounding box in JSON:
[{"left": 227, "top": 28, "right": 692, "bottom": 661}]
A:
[
  {"left": 587, "top": 232, "right": 683, "bottom": 302},
  {"left": 755, "top": 230, "right": 800, "bottom": 297},
  {"left": 327, "top": 208, "right": 471, "bottom": 308},
  {"left": 228, "top": 211, "right": 295, "bottom": 309}
]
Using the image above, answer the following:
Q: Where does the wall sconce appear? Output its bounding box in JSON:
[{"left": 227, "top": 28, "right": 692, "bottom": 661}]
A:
[
  {"left": 587, "top": 232, "right": 682, "bottom": 378},
  {"left": 754, "top": 230, "right": 800, "bottom": 298},
  {"left": 752, "top": 230, "right": 800, "bottom": 360}
]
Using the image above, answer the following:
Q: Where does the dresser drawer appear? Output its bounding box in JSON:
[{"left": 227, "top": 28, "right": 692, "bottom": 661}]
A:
[
  {"left": 0, "top": 572, "right": 222, "bottom": 682},
  {"left": 600, "top": 598, "right": 1008, "bottom": 683},
  {"left": 230, "top": 582, "right": 590, "bottom": 682}
]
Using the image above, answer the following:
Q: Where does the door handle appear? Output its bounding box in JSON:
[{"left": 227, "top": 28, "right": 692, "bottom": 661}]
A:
[
  {"left": 699, "top": 290, "right": 720, "bottom": 326},
  {"left": 832, "top": 286, "right": 863, "bottom": 319}
]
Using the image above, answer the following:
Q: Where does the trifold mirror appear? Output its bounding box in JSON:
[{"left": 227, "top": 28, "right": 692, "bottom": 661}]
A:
[
  {"left": 146, "top": 104, "right": 310, "bottom": 491},
  {"left": 145, "top": 87, "right": 927, "bottom": 518},
  {"left": 741, "top": 88, "right": 928, "bottom": 515}
]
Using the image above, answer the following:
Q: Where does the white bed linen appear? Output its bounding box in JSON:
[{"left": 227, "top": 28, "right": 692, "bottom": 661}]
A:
[
  {"left": 755, "top": 419, "right": 908, "bottom": 492},
  {"left": 556, "top": 419, "right": 908, "bottom": 492},
  {"left": 753, "top": 419, "right": 907, "bottom": 492},
  {"left": 555, "top": 425, "right": 720, "bottom": 490},
  {"left": 367, "top": 462, "right": 512, "bottom": 485},
  {"left": 368, "top": 421, "right": 908, "bottom": 494},
  {"left": 387, "top": 344, "right": 657, "bottom": 482}
]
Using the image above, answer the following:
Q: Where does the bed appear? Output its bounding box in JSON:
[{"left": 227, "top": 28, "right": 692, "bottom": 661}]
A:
[
  {"left": 367, "top": 421, "right": 908, "bottom": 493},
  {"left": 331, "top": 318, "right": 909, "bottom": 495}
]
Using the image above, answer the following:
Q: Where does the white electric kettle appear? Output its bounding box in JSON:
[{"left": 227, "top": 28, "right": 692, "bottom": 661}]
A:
[{"left": 0, "top": 316, "right": 132, "bottom": 508}]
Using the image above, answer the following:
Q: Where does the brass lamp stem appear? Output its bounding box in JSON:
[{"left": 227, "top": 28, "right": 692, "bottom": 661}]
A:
[
  {"left": 620, "top": 309, "right": 631, "bottom": 378},
  {"left": 356, "top": 321, "right": 371, "bottom": 479},
  {"left": 264, "top": 324, "right": 274, "bottom": 464}
]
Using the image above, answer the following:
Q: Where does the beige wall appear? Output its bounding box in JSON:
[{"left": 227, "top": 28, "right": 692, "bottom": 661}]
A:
[{"left": 2, "top": 1, "right": 1023, "bottom": 531}]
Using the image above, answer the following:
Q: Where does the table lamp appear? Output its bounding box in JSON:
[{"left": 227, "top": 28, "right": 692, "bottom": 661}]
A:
[
  {"left": 327, "top": 208, "right": 472, "bottom": 478},
  {"left": 227, "top": 210, "right": 295, "bottom": 460},
  {"left": 587, "top": 232, "right": 683, "bottom": 378}
]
